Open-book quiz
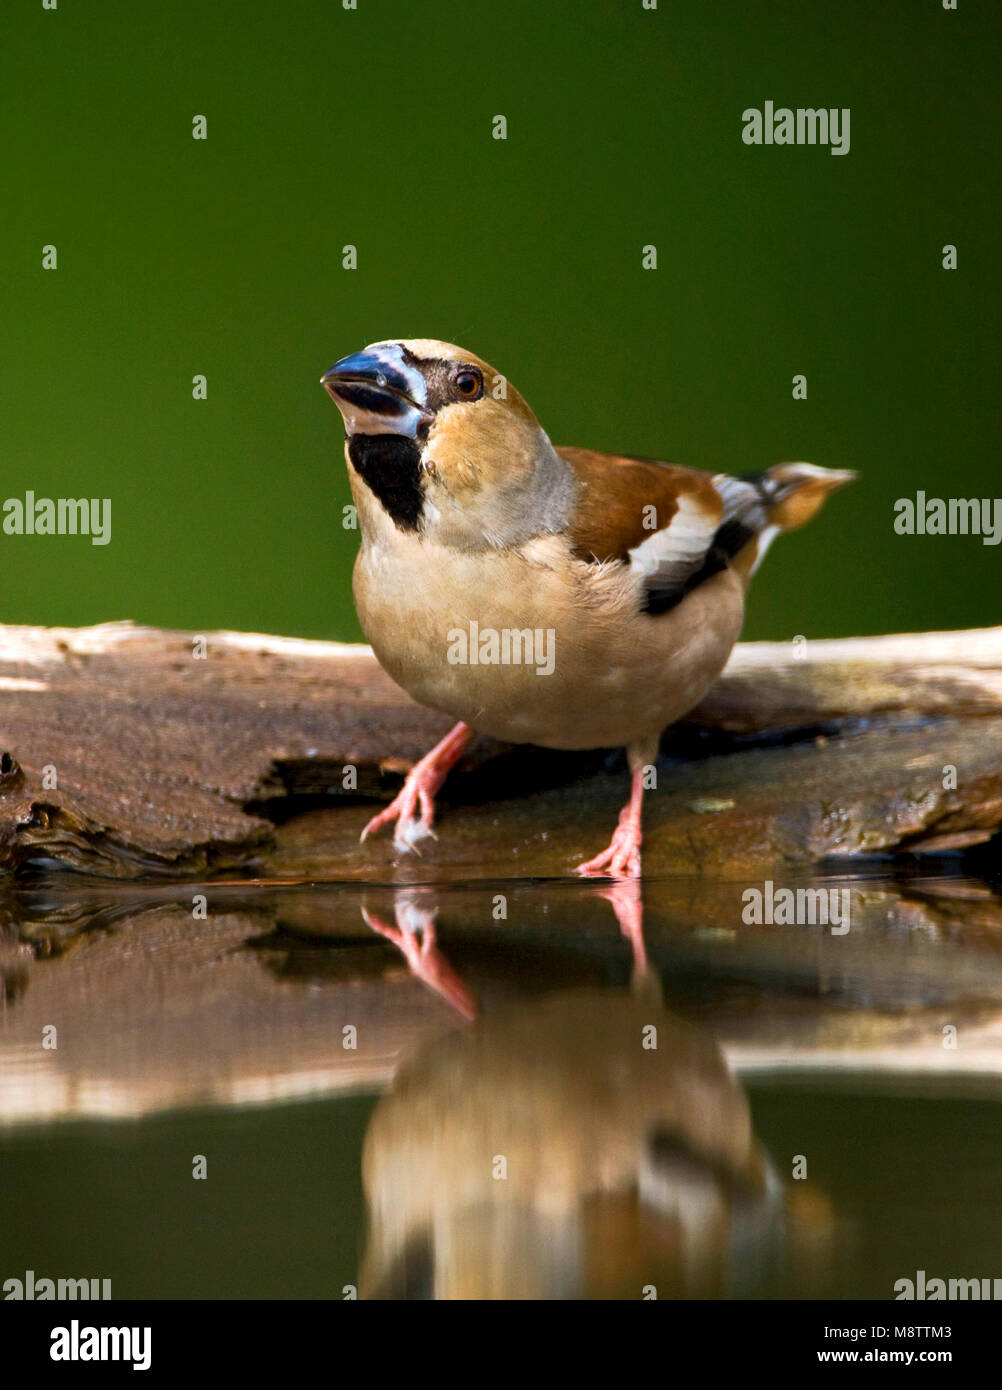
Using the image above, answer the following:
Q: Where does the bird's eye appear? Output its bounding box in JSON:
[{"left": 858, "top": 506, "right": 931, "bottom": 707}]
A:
[{"left": 454, "top": 368, "right": 483, "bottom": 400}]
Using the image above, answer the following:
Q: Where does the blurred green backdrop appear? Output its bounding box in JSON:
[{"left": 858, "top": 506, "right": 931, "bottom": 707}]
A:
[{"left": 3, "top": 0, "right": 999, "bottom": 642}]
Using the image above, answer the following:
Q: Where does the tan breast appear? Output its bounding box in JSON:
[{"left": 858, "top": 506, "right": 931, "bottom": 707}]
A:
[{"left": 350, "top": 480, "right": 745, "bottom": 752}]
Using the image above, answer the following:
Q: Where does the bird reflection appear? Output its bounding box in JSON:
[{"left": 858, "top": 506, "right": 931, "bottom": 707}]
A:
[
  {"left": 361, "top": 877, "right": 650, "bottom": 1025},
  {"left": 359, "top": 886, "right": 787, "bottom": 1299},
  {"left": 361, "top": 895, "right": 477, "bottom": 1021}
]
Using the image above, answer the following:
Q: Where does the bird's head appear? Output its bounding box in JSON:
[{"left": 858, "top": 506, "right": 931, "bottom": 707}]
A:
[{"left": 321, "top": 338, "right": 576, "bottom": 550}]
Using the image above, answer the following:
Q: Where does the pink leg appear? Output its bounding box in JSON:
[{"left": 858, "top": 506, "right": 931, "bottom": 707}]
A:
[
  {"left": 361, "top": 721, "right": 473, "bottom": 853},
  {"left": 575, "top": 764, "right": 645, "bottom": 879},
  {"left": 362, "top": 902, "right": 477, "bottom": 1021},
  {"left": 595, "top": 877, "right": 648, "bottom": 978}
]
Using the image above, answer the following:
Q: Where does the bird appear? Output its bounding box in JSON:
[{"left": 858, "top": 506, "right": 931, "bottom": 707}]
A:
[
  {"left": 359, "top": 985, "right": 779, "bottom": 1299},
  {"left": 320, "top": 338, "right": 854, "bottom": 878}
]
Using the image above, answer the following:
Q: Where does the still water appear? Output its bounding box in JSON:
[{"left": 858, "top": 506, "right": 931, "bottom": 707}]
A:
[{"left": 2, "top": 871, "right": 1001, "bottom": 1300}]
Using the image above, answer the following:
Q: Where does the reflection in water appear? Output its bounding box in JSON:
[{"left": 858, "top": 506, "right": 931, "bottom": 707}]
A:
[
  {"left": 361, "top": 895, "right": 477, "bottom": 1021},
  {"left": 359, "top": 886, "right": 805, "bottom": 1298},
  {"left": 361, "top": 987, "right": 785, "bottom": 1299},
  {"left": 360, "top": 878, "right": 648, "bottom": 1024},
  {"left": 5, "top": 871, "right": 1002, "bottom": 1297}
]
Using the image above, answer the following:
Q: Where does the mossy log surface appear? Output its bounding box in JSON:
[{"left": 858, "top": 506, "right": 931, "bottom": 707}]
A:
[{"left": 0, "top": 621, "right": 1000, "bottom": 880}]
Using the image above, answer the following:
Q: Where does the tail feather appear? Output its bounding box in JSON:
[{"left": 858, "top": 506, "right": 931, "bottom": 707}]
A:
[
  {"left": 747, "top": 462, "right": 857, "bottom": 532},
  {"left": 639, "top": 460, "right": 855, "bottom": 614},
  {"left": 708, "top": 462, "right": 856, "bottom": 587}
]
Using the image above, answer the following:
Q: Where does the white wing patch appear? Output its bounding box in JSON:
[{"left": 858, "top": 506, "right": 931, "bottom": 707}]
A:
[
  {"left": 630, "top": 475, "right": 773, "bottom": 614},
  {"left": 627, "top": 491, "right": 722, "bottom": 592}
]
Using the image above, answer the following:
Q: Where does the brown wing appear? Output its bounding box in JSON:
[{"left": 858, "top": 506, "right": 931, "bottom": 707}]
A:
[
  {"left": 557, "top": 447, "right": 722, "bottom": 560},
  {"left": 557, "top": 447, "right": 768, "bottom": 614}
]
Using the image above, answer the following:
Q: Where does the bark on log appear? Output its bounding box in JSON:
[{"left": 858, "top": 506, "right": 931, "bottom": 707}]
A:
[{"left": 0, "top": 621, "right": 1000, "bottom": 880}]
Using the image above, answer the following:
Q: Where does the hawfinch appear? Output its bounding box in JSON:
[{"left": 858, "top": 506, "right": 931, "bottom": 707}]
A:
[
  {"left": 359, "top": 988, "right": 774, "bottom": 1299},
  {"left": 321, "top": 339, "right": 854, "bottom": 878}
]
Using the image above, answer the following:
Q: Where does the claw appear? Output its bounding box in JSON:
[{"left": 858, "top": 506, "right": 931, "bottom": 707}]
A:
[
  {"left": 360, "top": 721, "right": 473, "bottom": 853},
  {"left": 362, "top": 900, "right": 477, "bottom": 1020},
  {"left": 575, "top": 827, "right": 642, "bottom": 879},
  {"left": 393, "top": 817, "right": 436, "bottom": 855},
  {"left": 575, "top": 763, "right": 646, "bottom": 880}
]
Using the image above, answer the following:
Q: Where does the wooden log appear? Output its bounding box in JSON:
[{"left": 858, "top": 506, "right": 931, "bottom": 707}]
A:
[
  {"left": 693, "top": 627, "right": 1002, "bottom": 730},
  {"left": 0, "top": 621, "right": 1000, "bottom": 879}
]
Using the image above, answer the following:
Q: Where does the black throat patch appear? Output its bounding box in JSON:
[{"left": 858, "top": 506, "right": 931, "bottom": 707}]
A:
[{"left": 347, "top": 433, "right": 424, "bottom": 532}]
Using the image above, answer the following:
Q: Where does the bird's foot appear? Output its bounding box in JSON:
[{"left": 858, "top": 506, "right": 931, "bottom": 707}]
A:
[
  {"left": 575, "top": 822, "right": 642, "bottom": 879},
  {"left": 575, "top": 776, "right": 644, "bottom": 880},
  {"left": 362, "top": 901, "right": 477, "bottom": 1020},
  {"left": 360, "top": 779, "right": 436, "bottom": 853},
  {"left": 360, "top": 721, "right": 473, "bottom": 854}
]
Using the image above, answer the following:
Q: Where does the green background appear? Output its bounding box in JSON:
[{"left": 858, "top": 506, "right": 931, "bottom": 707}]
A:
[{"left": 2, "top": 0, "right": 999, "bottom": 642}]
